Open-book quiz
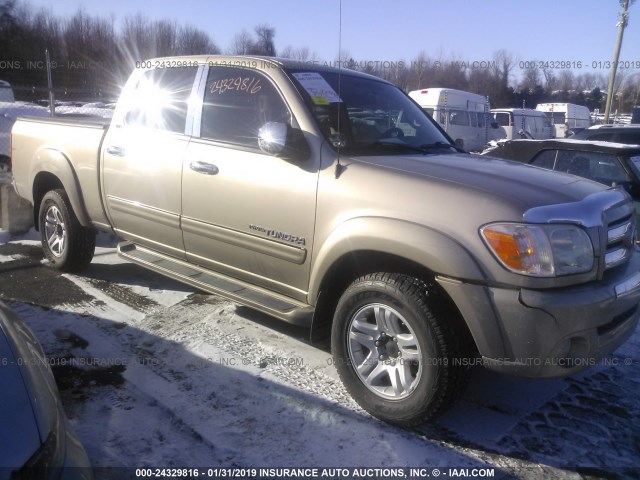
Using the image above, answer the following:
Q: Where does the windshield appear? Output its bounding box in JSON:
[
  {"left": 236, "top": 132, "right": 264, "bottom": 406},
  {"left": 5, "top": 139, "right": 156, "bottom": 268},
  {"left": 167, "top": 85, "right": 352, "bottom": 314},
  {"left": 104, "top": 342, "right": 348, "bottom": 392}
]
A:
[{"left": 287, "top": 69, "right": 455, "bottom": 155}]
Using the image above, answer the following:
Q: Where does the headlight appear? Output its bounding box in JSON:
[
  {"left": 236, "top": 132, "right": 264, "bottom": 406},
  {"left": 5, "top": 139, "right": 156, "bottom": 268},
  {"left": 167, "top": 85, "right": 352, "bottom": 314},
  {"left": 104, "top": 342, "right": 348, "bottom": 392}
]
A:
[{"left": 480, "top": 223, "right": 594, "bottom": 277}]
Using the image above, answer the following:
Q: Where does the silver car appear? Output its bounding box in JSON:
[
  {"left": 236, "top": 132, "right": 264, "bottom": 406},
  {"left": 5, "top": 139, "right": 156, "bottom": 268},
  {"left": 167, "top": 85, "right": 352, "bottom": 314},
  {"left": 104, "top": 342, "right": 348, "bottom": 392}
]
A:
[{"left": 0, "top": 301, "right": 92, "bottom": 480}]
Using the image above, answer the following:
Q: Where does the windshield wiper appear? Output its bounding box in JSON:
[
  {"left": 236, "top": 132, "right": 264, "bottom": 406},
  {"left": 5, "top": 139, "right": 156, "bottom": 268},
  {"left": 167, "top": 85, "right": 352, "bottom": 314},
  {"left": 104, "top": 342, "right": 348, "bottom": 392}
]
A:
[
  {"left": 369, "top": 140, "right": 463, "bottom": 154},
  {"left": 370, "top": 140, "right": 429, "bottom": 154},
  {"left": 418, "top": 142, "right": 466, "bottom": 153}
]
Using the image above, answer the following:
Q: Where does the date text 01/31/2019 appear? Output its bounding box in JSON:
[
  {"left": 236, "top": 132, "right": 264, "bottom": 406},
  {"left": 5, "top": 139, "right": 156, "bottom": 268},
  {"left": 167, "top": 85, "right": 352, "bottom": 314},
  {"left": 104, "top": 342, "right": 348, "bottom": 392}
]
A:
[{"left": 519, "top": 60, "right": 640, "bottom": 70}]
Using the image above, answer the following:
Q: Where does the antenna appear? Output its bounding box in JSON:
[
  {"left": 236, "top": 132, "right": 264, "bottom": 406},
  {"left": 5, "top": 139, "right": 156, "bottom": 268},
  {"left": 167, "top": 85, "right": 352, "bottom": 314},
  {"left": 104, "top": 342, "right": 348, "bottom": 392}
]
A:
[{"left": 335, "top": 0, "right": 346, "bottom": 178}]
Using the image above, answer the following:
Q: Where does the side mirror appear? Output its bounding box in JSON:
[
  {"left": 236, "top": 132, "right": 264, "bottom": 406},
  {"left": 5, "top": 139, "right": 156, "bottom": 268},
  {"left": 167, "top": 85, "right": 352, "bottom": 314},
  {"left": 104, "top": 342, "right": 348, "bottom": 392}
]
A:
[
  {"left": 490, "top": 121, "right": 499, "bottom": 129},
  {"left": 518, "top": 129, "right": 534, "bottom": 139},
  {"left": 258, "top": 122, "right": 310, "bottom": 161},
  {"left": 258, "top": 122, "right": 288, "bottom": 156}
]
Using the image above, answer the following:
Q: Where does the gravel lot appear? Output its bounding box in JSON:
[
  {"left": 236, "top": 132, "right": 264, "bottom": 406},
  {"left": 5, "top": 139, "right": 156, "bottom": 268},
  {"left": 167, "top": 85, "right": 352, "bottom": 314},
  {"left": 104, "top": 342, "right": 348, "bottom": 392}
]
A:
[{"left": 1, "top": 233, "right": 639, "bottom": 480}]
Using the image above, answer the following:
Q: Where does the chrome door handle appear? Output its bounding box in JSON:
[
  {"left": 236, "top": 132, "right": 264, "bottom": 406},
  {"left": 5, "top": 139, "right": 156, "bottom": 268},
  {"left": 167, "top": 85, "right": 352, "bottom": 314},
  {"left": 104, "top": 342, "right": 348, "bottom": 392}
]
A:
[
  {"left": 189, "top": 161, "right": 219, "bottom": 175},
  {"left": 106, "top": 146, "right": 126, "bottom": 157}
]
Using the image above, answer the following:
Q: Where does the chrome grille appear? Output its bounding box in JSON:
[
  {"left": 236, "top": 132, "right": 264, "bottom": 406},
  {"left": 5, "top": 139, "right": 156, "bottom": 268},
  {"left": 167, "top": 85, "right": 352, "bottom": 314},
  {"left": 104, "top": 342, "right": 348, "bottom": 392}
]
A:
[{"left": 605, "top": 214, "right": 636, "bottom": 270}]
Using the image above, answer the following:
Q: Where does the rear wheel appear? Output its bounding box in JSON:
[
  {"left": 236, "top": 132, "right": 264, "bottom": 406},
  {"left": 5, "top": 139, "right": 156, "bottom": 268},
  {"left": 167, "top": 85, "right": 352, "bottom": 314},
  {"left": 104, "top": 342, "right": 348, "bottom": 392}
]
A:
[
  {"left": 331, "top": 272, "right": 470, "bottom": 426},
  {"left": 38, "top": 189, "right": 96, "bottom": 271}
]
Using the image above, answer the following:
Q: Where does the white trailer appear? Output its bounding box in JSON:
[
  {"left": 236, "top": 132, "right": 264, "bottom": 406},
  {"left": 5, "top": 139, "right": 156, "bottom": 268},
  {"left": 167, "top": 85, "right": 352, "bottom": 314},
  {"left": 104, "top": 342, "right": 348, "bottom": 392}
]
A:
[
  {"left": 408, "top": 87, "right": 503, "bottom": 152},
  {"left": 536, "top": 103, "right": 591, "bottom": 137}
]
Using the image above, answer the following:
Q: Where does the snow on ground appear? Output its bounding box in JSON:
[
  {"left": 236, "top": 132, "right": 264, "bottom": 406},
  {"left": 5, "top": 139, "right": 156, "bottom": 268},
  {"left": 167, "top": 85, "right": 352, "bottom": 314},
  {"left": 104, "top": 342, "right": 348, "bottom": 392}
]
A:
[{"left": 1, "top": 230, "right": 639, "bottom": 479}]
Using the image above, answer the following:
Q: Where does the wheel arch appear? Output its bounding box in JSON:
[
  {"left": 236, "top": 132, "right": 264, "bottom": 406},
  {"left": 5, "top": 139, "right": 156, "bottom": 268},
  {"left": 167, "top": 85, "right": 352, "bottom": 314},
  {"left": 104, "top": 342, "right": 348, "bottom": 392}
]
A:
[
  {"left": 30, "top": 149, "right": 92, "bottom": 230},
  {"left": 308, "top": 217, "right": 483, "bottom": 349}
]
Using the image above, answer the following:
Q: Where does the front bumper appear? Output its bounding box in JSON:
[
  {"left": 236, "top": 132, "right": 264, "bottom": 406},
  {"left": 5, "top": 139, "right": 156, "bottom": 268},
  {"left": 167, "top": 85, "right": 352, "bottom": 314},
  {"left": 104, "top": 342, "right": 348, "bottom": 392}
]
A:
[{"left": 437, "top": 249, "right": 640, "bottom": 378}]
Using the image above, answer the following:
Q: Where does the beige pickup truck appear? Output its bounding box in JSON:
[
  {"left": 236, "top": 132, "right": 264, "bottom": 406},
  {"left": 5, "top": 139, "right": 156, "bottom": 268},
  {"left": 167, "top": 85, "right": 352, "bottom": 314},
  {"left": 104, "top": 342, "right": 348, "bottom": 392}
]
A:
[{"left": 10, "top": 56, "right": 640, "bottom": 426}]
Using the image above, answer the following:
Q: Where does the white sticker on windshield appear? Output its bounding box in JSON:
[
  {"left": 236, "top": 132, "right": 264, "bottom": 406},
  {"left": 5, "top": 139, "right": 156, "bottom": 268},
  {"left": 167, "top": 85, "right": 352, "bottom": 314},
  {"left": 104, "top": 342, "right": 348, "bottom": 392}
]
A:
[{"left": 292, "top": 72, "right": 342, "bottom": 104}]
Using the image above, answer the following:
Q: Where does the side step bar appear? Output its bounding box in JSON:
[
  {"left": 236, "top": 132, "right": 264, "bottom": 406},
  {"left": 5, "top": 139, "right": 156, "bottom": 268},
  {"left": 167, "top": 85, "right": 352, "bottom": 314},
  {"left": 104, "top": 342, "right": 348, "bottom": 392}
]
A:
[{"left": 117, "top": 242, "right": 314, "bottom": 326}]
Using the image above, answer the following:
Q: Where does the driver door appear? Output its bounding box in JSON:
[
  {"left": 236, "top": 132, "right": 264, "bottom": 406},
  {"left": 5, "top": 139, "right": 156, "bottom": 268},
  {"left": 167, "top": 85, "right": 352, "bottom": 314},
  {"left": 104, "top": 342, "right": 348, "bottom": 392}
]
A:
[{"left": 181, "top": 66, "right": 318, "bottom": 299}]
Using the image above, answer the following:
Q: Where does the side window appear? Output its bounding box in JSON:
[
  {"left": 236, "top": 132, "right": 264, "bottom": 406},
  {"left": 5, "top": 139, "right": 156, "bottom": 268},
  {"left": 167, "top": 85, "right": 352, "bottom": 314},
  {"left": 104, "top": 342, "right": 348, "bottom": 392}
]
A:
[
  {"left": 555, "top": 150, "right": 628, "bottom": 186},
  {"left": 585, "top": 132, "right": 614, "bottom": 142},
  {"left": 201, "top": 67, "right": 291, "bottom": 147},
  {"left": 477, "top": 112, "right": 486, "bottom": 128},
  {"left": 530, "top": 150, "right": 557, "bottom": 170},
  {"left": 449, "top": 110, "right": 469, "bottom": 126},
  {"left": 493, "top": 112, "right": 511, "bottom": 127},
  {"left": 617, "top": 132, "right": 640, "bottom": 145},
  {"left": 468, "top": 112, "right": 478, "bottom": 127},
  {"left": 550, "top": 112, "right": 564, "bottom": 125},
  {"left": 126, "top": 67, "right": 198, "bottom": 133}
]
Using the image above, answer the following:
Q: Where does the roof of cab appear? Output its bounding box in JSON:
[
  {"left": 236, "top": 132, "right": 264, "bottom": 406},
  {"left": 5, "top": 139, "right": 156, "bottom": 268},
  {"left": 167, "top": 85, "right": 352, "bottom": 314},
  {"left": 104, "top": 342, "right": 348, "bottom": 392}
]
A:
[{"left": 144, "top": 54, "right": 391, "bottom": 83}]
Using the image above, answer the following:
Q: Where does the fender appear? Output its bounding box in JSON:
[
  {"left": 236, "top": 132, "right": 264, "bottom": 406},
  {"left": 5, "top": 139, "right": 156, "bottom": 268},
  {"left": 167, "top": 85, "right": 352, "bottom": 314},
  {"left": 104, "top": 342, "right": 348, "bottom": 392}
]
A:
[
  {"left": 29, "top": 148, "right": 93, "bottom": 227},
  {"left": 308, "top": 216, "right": 487, "bottom": 302}
]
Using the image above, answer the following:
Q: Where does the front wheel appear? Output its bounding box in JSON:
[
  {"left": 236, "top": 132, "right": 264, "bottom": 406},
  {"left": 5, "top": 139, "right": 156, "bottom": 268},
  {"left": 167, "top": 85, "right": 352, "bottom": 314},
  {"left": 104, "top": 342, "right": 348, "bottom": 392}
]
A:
[
  {"left": 38, "top": 189, "right": 96, "bottom": 271},
  {"left": 331, "top": 273, "right": 470, "bottom": 426}
]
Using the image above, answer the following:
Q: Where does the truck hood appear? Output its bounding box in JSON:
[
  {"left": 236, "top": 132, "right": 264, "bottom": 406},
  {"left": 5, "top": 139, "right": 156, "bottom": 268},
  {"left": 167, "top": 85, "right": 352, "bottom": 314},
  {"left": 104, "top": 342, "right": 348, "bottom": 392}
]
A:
[{"left": 350, "top": 152, "right": 606, "bottom": 210}]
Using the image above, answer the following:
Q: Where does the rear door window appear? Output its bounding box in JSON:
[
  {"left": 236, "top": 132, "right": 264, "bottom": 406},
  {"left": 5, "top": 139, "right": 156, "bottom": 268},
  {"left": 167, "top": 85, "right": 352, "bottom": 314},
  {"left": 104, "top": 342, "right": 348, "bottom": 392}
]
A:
[
  {"left": 586, "top": 132, "right": 615, "bottom": 142},
  {"left": 554, "top": 150, "right": 628, "bottom": 186},
  {"left": 617, "top": 132, "right": 640, "bottom": 145},
  {"left": 125, "top": 66, "right": 198, "bottom": 133}
]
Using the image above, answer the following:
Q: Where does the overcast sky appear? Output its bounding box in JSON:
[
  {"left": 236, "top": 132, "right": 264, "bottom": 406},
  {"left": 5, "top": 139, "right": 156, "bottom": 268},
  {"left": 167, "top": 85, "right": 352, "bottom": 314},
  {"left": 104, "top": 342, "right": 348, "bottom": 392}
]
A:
[{"left": 22, "top": 0, "right": 640, "bottom": 79}]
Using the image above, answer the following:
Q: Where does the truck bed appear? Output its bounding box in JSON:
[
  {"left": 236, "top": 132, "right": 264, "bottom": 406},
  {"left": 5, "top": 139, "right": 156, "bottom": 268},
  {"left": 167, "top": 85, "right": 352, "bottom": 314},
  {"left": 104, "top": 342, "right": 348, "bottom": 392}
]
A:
[
  {"left": 10, "top": 114, "right": 111, "bottom": 228},
  {"left": 16, "top": 114, "right": 111, "bottom": 129}
]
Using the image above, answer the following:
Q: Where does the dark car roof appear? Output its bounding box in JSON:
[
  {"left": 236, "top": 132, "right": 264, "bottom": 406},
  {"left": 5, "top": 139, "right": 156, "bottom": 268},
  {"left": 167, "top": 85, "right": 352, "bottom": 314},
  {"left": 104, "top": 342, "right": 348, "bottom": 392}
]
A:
[
  {"left": 570, "top": 124, "right": 640, "bottom": 142},
  {"left": 484, "top": 138, "right": 640, "bottom": 162}
]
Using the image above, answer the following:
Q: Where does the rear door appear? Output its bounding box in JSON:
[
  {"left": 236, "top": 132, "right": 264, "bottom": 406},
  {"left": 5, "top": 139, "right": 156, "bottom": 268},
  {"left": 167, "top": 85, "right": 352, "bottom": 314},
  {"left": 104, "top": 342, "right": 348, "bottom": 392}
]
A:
[
  {"left": 181, "top": 66, "right": 318, "bottom": 299},
  {"left": 102, "top": 66, "right": 199, "bottom": 259}
]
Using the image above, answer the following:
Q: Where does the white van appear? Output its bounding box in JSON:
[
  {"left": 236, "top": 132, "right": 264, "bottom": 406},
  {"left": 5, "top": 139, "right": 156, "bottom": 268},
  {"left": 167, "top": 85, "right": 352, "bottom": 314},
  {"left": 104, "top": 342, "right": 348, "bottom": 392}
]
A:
[
  {"left": 536, "top": 103, "right": 591, "bottom": 137},
  {"left": 408, "top": 88, "right": 503, "bottom": 152},
  {"left": 490, "top": 108, "right": 554, "bottom": 140}
]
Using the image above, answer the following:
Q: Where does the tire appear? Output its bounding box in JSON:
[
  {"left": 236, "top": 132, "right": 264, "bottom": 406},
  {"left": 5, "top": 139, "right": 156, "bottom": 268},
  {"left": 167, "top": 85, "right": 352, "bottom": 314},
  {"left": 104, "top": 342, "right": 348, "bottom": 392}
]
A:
[
  {"left": 38, "top": 189, "right": 96, "bottom": 271},
  {"left": 331, "top": 273, "right": 470, "bottom": 426}
]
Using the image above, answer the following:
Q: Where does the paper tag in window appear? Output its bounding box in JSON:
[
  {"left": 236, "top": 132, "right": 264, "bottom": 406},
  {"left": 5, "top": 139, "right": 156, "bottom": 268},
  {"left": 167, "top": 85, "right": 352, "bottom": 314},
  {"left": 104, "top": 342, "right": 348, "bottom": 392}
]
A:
[
  {"left": 293, "top": 72, "right": 342, "bottom": 103},
  {"left": 311, "top": 96, "right": 329, "bottom": 105}
]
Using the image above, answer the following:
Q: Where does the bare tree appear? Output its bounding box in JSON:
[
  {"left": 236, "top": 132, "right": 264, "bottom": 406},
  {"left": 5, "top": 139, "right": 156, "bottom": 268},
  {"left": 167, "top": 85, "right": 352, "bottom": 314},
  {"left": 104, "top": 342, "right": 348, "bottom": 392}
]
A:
[
  {"left": 0, "top": 0, "right": 16, "bottom": 26},
  {"left": 229, "top": 29, "right": 253, "bottom": 55},
  {"left": 492, "top": 49, "right": 515, "bottom": 88},
  {"left": 557, "top": 70, "right": 575, "bottom": 92},
  {"left": 177, "top": 24, "right": 218, "bottom": 55},
  {"left": 120, "top": 13, "right": 153, "bottom": 60},
  {"left": 249, "top": 23, "right": 276, "bottom": 56},
  {"left": 408, "top": 51, "right": 430, "bottom": 90},
  {"left": 280, "top": 46, "right": 317, "bottom": 62},
  {"left": 519, "top": 64, "right": 541, "bottom": 92},
  {"left": 154, "top": 20, "right": 178, "bottom": 57},
  {"left": 540, "top": 65, "right": 556, "bottom": 92}
]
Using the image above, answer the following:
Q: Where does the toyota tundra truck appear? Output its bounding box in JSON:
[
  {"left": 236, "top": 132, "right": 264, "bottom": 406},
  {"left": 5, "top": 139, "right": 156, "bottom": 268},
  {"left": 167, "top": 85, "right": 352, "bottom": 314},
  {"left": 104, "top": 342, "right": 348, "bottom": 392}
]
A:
[{"left": 10, "top": 56, "right": 640, "bottom": 426}]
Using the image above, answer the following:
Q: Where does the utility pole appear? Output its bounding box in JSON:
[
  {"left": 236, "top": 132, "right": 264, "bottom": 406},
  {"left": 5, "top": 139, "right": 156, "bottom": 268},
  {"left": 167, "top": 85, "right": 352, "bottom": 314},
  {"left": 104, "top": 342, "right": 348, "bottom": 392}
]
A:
[{"left": 604, "top": 0, "right": 634, "bottom": 124}]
